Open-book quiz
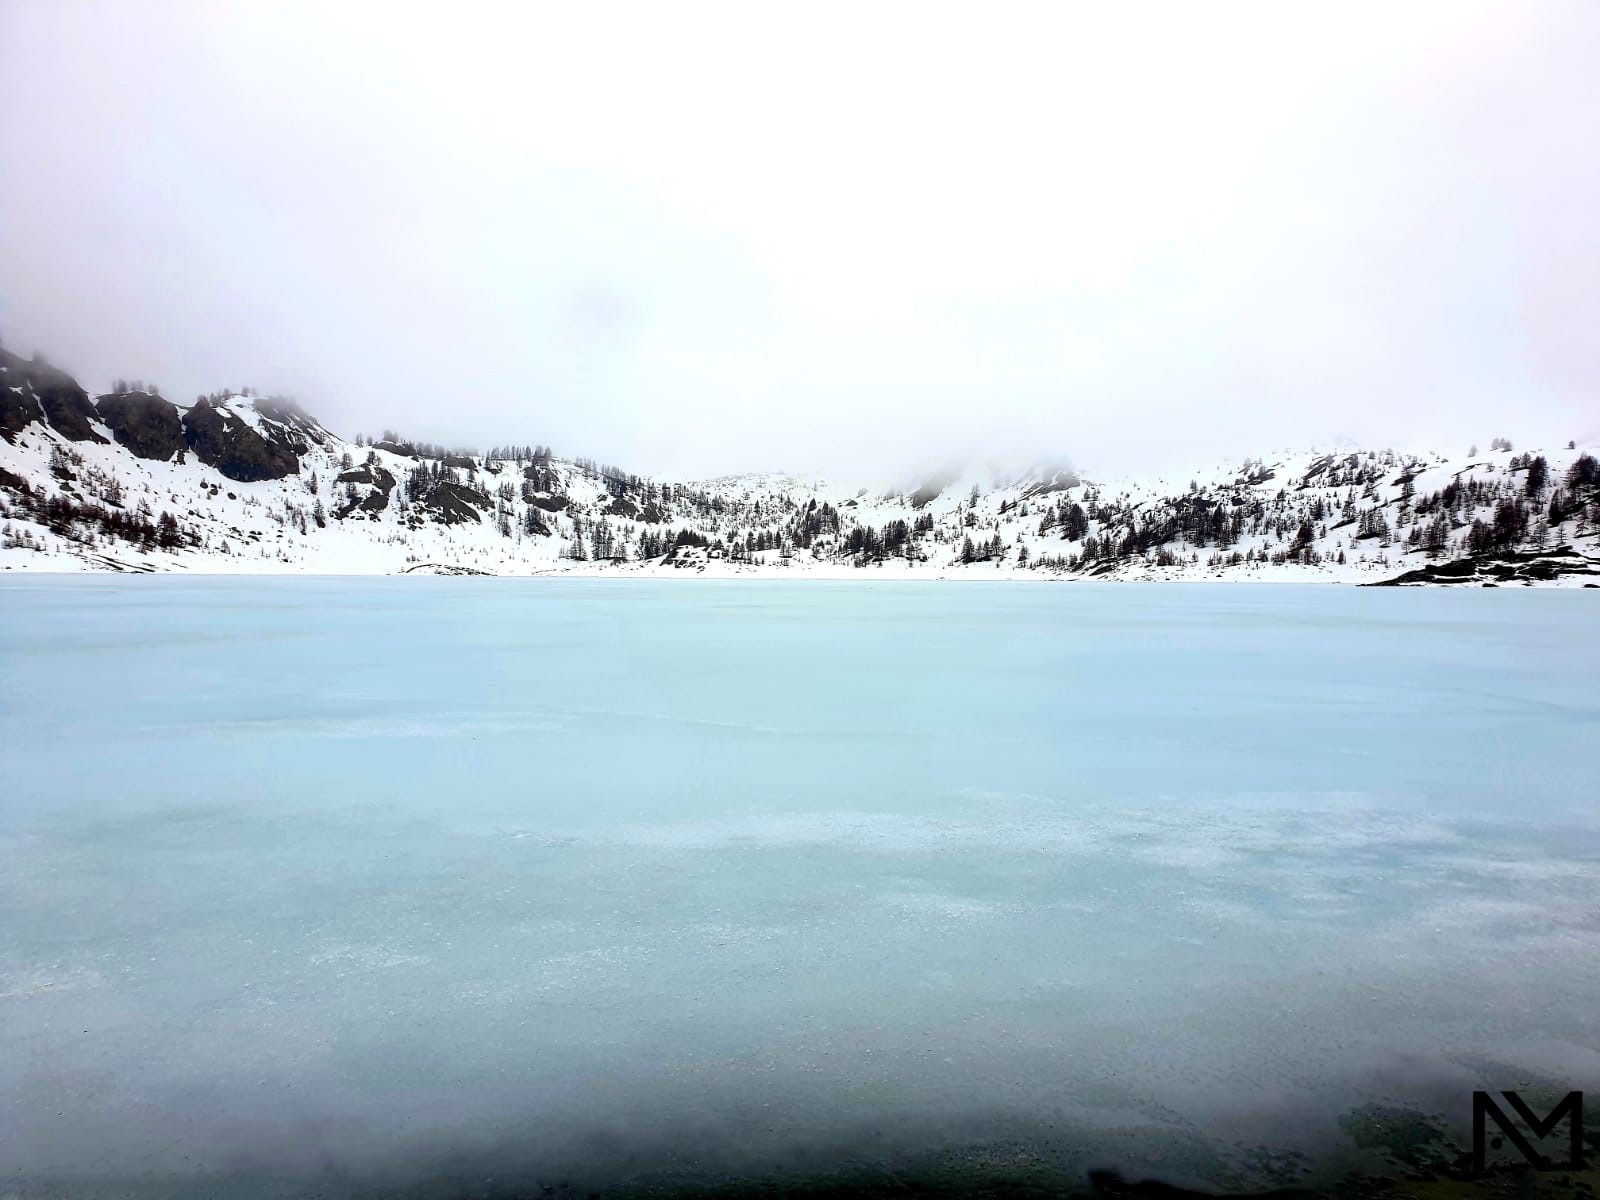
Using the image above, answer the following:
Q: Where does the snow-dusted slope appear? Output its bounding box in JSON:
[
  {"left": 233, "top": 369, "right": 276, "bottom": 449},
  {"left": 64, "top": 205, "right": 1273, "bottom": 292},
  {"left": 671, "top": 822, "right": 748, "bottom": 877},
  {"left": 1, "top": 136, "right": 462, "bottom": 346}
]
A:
[{"left": 2, "top": 351, "right": 1597, "bottom": 583}]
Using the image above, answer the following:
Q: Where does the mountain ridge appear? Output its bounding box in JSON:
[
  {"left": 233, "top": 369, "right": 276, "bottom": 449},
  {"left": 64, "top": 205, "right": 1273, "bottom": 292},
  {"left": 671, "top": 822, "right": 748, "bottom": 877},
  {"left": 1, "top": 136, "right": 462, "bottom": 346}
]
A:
[{"left": 2, "top": 347, "right": 1597, "bottom": 584}]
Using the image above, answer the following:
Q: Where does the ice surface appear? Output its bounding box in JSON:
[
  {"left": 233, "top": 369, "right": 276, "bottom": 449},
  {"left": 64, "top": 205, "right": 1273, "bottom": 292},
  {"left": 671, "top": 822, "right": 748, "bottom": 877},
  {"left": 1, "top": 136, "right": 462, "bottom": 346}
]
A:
[{"left": 1, "top": 578, "right": 1597, "bottom": 1196}]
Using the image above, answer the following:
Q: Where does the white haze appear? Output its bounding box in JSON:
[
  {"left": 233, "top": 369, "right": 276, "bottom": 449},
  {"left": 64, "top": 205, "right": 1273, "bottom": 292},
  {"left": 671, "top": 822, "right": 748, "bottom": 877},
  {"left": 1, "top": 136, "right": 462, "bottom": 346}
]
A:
[{"left": 1, "top": 1, "right": 1597, "bottom": 479}]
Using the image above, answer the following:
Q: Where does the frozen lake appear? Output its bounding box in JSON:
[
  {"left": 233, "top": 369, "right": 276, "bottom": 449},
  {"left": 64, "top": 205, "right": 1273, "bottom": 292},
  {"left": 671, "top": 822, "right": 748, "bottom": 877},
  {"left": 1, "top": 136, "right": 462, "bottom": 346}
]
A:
[{"left": 1, "top": 577, "right": 1597, "bottom": 1197}]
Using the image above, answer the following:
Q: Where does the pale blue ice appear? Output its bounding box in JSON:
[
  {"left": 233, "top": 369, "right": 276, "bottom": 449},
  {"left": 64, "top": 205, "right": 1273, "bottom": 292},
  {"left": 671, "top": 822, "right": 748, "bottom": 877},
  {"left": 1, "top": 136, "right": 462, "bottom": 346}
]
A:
[{"left": 1, "top": 577, "right": 1597, "bottom": 1195}]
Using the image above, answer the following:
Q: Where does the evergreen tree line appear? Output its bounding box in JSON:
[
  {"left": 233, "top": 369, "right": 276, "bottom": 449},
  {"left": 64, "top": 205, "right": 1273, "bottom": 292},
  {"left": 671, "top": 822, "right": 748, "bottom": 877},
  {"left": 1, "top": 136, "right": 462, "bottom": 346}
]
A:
[{"left": 3, "top": 489, "right": 190, "bottom": 553}]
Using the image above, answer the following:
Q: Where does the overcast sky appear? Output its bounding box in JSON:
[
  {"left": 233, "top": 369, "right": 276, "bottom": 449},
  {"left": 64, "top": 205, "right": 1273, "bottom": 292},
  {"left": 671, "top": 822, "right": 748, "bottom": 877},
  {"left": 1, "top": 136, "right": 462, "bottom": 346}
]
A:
[{"left": 1, "top": 1, "right": 1596, "bottom": 479}]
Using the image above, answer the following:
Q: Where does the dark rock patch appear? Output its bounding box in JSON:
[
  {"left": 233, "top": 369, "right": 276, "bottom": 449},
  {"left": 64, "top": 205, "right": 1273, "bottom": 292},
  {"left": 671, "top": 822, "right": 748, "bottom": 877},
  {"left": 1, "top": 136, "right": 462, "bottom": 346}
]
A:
[
  {"left": 527, "top": 493, "right": 569, "bottom": 512},
  {"left": 334, "top": 464, "right": 397, "bottom": 519},
  {"left": 0, "top": 348, "right": 48, "bottom": 441},
  {"left": 0, "top": 385, "right": 42, "bottom": 442},
  {"left": 414, "top": 479, "right": 486, "bottom": 525},
  {"left": 0, "top": 348, "right": 104, "bottom": 443},
  {"left": 182, "top": 399, "right": 300, "bottom": 481},
  {"left": 31, "top": 363, "right": 105, "bottom": 443},
  {"left": 401, "top": 562, "right": 495, "bottom": 575},
  {"left": 1020, "top": 467, "right": 1082, "bottom": 499},
  {"left": 252, "top": 396, "right": 331, "bottom": 449},
  {"left": 1370, "top": 545, "right": 1600, "bottom": 586},
  {"left": 908, "top": 468, "right": 959, "bottom": 509},
  {"left": 602, "top": 494, "right": 639, "bottom": 518},
  {"left": 96, "top": 391, "right": 185, "bottom": 460}
]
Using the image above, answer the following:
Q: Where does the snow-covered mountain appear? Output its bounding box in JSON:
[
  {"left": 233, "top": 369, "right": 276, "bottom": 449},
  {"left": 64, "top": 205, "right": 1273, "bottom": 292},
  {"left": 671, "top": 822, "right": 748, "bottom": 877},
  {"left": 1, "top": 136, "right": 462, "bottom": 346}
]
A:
[{"left": 3, "top": 346, "right": 1598, "bottom": 584}]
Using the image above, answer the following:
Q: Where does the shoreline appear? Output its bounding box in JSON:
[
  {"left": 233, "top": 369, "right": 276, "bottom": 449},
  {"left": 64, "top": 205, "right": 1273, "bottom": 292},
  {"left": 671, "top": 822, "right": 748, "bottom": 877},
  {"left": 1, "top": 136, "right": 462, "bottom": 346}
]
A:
[{"left": 4, "top": 559, "right": 1597, "bottom": 586}]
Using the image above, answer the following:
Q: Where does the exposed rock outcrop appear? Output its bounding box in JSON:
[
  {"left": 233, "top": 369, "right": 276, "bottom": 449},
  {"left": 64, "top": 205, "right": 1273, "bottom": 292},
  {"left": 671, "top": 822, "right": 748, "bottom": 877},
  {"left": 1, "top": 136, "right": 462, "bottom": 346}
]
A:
[
  {"left": 0, "top": 348, "right": 106, "bottom": 443},
  {"left": 181, "top": 398, "right": 300, "bottom": 481},
  {"left": 30, "top": 361, "right": 105, "bottom": 443},
  {"left": 412, "top": 479, "right": 486, "bottom": 525},
  {"left": 1370, "top": 545, "right": 1600, "bottom": 586},
  {"left": 96, "top": 391, "right": 185, "bottom": 461},
  {"left": 0, "top": 377, "right": 44, "bottom": 444},
  {"left": 1020, "top": 467, "right": 1082, "bottom": 498},
  {"left": 334, "top": 464, "right": 397, "bottom": 518},
  {"left": 253, "top": 396, "right": 331, "bottom": 450},
  {"left": 908, "top": 469, "right": 958, "bottom": 509}
]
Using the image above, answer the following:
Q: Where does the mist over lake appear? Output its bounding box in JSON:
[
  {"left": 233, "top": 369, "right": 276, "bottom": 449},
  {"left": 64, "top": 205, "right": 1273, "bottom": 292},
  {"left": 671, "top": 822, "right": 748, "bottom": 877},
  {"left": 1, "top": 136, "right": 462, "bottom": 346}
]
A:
[{"left": 2, "top": 577, "right": 1596, "bottom": 1197}]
